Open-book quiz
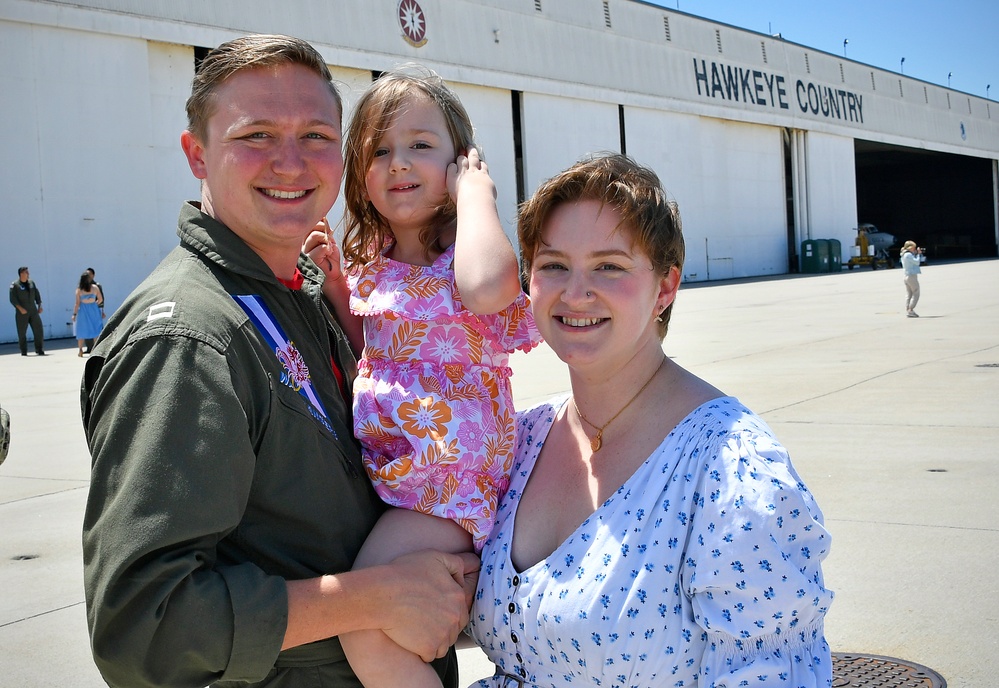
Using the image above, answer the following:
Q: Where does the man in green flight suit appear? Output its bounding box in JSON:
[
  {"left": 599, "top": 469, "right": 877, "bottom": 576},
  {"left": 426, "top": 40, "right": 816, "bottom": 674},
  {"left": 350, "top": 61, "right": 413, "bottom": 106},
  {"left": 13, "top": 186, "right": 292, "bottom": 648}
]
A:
[
  {"left": 81, "top": 34, "right": 477, "bottom": 688},
  {"left": 9, "top": 266, "right": 45, "bottom": 356}
]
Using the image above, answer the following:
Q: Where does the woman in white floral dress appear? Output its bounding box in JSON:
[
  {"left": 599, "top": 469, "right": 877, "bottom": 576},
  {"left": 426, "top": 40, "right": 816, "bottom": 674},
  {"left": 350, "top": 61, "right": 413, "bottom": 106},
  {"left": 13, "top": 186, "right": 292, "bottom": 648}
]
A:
[{"left": 468, "top": 154, "right": 834, "bottom": 687}]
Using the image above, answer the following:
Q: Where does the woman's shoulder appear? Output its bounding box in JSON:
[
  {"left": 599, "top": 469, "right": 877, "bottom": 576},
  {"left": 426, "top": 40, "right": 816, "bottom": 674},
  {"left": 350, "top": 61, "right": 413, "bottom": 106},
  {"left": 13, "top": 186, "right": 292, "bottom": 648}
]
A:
[
  {"left": 669, "top": 396, "right": 787, "bottom": 462},
  {"left": 673, "top": 395, "right": 760, "bottom": 433},
  {"left": 677, "top": 398, "right": 818, "bottom": 505}
]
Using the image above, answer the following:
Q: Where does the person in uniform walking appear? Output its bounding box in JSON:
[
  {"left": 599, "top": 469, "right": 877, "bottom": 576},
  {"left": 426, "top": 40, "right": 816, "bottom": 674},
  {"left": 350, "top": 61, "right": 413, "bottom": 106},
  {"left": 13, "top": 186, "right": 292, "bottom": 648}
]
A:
[{"left": 9, "top": 267, "right": 45, "bottom": 356}]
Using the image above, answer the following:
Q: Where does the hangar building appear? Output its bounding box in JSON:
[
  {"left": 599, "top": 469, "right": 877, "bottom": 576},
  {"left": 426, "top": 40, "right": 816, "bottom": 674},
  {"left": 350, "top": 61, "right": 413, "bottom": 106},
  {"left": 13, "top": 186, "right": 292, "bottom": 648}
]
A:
[{"left": 2, "top": 0, "right": 997, "bottom": 343}]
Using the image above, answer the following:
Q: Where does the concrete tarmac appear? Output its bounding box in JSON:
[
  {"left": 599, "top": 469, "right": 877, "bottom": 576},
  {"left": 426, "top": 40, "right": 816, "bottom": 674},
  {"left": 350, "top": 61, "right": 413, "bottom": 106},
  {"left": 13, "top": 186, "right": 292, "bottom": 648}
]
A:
[{"left": 2, "top": 259, "right": 997, "bottom": 686}]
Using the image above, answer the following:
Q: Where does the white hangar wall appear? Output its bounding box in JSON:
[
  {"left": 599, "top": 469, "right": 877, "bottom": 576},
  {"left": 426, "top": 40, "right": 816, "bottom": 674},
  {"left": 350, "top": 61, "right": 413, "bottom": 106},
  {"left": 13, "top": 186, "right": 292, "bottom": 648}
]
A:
[
  {"left": 3, "top": 0, "right": 994, "bottom": 155},
  {"left": 520, "top": 94, "right": 621, "bottom": 194},
  {"left": 800, "top": 132, "right": 859, "bottom": 250},
  {"left": 324, "top": 65, "right": 380, "bottom": 241},
  {"left": 451, "top": 84, "right": 519, "bottom": 236},
  {"left": 0, "top": 16, "right": 378, "bottom": 343},
  {"left": 0, "top": 24, "right": 195, "bottom": 342},
  {"left": 625, "top": 107, "right": 787, "bottom": 281}
]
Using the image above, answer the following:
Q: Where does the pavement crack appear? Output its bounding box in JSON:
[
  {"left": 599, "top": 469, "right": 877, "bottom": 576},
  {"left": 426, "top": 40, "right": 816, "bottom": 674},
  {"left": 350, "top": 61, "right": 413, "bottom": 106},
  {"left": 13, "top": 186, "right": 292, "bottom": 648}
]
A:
[
  {"left": 763, "top": 342, "right": 999, "bottom": 415},
  {"left": 829, "top": 517, "right": 999, "bottom": 533},
  {"left": 0, "top": 601, "right": 85, "bottom": 629},
  {"left": 0, "top": 484, "right": 88, "bottom": 506}
]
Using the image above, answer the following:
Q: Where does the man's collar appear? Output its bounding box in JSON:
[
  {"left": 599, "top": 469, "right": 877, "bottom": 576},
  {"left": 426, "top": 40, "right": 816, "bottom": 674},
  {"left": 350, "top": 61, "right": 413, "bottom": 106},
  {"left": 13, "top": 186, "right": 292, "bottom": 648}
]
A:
[{"left": 277, "top": 269, "right": 305, "bottom": 291}]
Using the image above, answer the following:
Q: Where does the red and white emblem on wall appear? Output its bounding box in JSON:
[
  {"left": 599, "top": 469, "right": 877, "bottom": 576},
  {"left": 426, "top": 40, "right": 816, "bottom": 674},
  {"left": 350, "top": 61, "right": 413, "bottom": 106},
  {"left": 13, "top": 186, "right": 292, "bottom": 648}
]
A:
[{"left": 398, "top": 0, "right": 428, "bottom": 47}]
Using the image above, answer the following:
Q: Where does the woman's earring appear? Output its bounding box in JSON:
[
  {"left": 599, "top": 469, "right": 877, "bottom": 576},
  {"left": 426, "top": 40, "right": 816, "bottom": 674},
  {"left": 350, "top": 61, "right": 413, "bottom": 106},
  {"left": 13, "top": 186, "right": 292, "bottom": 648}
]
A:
[
  {"left": 586, "top": 291, "right": 593, "bottom": 298},
  {"left": 655, "top": 308, "right": 664, "bottom": 323}
]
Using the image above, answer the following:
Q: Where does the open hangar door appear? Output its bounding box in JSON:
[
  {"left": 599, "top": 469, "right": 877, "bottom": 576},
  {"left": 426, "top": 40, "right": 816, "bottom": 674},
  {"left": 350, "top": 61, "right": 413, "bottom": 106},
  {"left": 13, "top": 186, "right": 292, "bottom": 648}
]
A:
[{"left": 854, "top": 140, "right": 997, "bottom": 260}]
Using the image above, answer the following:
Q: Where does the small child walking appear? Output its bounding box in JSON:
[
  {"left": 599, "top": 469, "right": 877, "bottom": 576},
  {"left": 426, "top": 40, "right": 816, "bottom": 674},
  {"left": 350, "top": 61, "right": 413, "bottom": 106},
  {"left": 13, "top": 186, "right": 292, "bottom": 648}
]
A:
[{"left": 307, "top": 66, "right": 540, "bottom": 687}]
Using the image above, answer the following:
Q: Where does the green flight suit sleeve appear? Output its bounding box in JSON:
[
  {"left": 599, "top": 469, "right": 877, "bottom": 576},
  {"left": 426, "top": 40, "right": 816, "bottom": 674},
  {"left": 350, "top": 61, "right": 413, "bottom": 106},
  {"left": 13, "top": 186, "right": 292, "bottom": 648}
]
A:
[{"left": 83, "top": 331, "right": 287, "bottom": 688}]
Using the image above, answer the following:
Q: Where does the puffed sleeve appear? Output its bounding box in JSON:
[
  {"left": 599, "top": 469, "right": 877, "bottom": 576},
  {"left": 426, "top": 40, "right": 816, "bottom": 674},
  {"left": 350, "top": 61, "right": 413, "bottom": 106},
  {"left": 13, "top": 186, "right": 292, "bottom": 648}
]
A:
[
  {"left": 494, "top": 291, "right": 542, "bottom": 354},
  {"left": 682, "top": 424, "right": 835, "bottom": 687},
  {"left": 82, "top": 333, "right": 287, "bottom": 688}
]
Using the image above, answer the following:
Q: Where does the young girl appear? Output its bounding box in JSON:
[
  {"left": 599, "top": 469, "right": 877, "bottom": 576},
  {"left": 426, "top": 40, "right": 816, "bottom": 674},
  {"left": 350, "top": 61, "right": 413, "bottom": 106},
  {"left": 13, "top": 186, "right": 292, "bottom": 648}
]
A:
[{"left": 307, "top": 67, "right": 540, "bottom": 687}]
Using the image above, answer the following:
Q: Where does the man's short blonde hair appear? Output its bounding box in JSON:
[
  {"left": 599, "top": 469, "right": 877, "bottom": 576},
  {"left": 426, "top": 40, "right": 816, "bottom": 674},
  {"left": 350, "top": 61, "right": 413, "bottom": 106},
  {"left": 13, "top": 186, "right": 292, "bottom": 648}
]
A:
[{"left": 185, "top": 34, "right": 340, "bottom": 141}]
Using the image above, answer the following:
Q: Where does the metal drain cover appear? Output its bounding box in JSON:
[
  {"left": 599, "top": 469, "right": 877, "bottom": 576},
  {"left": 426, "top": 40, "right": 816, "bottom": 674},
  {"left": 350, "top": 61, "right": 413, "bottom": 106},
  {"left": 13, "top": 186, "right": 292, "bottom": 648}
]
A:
[{"left": 833, "top": 652, "right": 946, "bottom": 687}]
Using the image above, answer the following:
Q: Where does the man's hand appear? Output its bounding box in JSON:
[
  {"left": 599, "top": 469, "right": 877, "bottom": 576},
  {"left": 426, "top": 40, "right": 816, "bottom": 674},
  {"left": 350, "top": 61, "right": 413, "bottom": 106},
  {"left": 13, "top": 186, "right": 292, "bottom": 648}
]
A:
[
  {"left": 378, "top": 550, "right": 480, "bottom": 662},
  {"left": 282, "top": 549, "right": 480, "bottom": 656}
]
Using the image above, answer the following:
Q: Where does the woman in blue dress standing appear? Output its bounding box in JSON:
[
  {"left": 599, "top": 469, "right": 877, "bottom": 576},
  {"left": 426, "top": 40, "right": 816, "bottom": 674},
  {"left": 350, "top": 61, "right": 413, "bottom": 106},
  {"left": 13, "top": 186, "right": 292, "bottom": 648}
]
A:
[{"left": 73, "top": 271, "right": 104, "bottom": 357}]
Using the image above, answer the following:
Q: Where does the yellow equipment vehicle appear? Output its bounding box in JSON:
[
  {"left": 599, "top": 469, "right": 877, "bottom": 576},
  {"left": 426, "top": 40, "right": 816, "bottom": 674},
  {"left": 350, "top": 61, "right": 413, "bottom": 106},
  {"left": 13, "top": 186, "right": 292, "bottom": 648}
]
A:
[{"left": 847, "top": 223, "right": 896, "bottom": 270}]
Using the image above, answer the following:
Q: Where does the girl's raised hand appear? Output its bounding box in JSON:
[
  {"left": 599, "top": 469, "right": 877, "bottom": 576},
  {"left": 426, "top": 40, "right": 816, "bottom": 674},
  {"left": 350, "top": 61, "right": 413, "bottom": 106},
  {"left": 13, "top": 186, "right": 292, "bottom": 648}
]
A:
[
  {"left": 304, "top": 217, "right": 343, "bottom": 283},
  {"left": 305, "top": 216, "right": 363, "bottom": 354},
  {"left": 449, "top": 146, "right": 521, "bottom": 315},
  {"left": 447, "top": 146, "right": 497, "bottom": 204}
]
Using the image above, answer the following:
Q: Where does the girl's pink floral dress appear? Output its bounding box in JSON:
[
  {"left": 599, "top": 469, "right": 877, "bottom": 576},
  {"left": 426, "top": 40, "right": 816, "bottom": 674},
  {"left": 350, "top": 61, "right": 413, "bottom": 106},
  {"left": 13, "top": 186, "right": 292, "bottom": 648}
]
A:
[{"left": 347, "top": 244, "right": 541, "bottom": 550}]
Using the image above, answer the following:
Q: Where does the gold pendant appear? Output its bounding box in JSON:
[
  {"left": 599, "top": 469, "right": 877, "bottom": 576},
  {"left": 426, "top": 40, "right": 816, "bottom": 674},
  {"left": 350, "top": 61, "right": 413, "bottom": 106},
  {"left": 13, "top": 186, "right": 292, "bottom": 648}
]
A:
[{"left": 590, "top": 432, "right": 602, "bottom": 452}]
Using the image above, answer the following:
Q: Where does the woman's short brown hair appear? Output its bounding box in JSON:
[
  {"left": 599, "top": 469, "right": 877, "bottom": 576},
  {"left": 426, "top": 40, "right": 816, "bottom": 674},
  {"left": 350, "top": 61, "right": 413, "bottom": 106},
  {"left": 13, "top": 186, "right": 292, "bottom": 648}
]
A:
[
  {"left": 185, "top": 34, "right": 341, "bottom": 141},
  {"left": 518, "top": 153, "right": 685, "bottom": 338}
]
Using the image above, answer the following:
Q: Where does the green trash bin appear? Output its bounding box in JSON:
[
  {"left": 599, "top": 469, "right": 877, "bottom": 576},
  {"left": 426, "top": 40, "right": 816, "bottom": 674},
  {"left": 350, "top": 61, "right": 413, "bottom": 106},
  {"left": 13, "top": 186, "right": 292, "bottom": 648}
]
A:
[
  {"left": 800, "top": 239, "right": 830, "bottom": 273},
  {"left": 827, "top": 239, "right": 842, "bottom": 272}
]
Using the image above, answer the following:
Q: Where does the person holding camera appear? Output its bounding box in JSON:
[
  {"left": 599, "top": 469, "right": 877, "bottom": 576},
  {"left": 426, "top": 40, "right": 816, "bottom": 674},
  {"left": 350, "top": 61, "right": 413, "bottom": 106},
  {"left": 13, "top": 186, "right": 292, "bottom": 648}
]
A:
[{"left": 900, "top": 240, "right": 923, "bottom": 317}]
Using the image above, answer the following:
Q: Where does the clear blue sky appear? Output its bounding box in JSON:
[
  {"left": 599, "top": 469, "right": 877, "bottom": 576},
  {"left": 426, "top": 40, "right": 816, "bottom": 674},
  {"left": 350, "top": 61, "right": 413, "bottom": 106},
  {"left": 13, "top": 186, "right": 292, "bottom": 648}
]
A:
[{"left": 642, "top": 0, "right": 998, "bottom": 99}]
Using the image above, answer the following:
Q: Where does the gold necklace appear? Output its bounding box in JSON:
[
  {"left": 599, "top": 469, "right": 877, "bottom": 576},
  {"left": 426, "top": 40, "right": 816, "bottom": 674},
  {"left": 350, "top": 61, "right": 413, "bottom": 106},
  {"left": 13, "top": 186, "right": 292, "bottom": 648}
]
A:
[{"left": 571, "top": 356, "right": 667, "bottom": 452}]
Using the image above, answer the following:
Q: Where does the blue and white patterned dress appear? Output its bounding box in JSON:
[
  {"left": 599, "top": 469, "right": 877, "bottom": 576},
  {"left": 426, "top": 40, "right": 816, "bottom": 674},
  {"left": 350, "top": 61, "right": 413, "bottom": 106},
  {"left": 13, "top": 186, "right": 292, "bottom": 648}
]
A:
[{"left": 468, "top": 396, "right": 834, "bottom": 687}]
